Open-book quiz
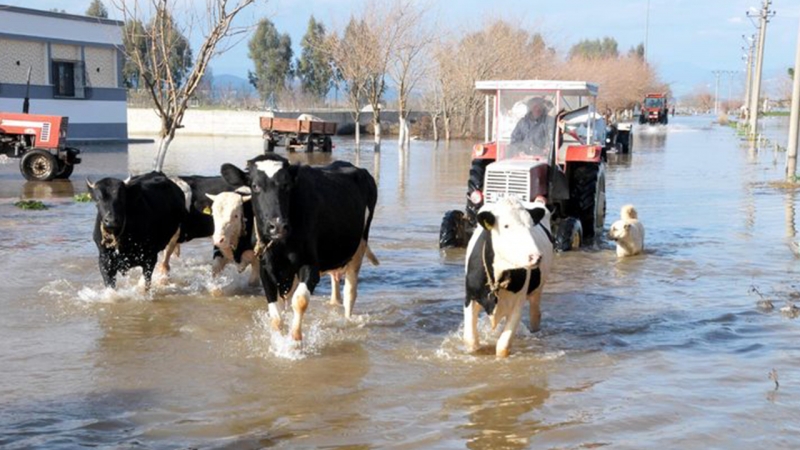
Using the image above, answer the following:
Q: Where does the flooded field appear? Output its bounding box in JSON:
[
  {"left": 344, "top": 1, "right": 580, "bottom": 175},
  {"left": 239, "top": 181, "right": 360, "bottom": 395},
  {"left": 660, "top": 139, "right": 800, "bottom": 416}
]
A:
[{"left": 2, "top": 116, "right": 800, "bottom": 449}]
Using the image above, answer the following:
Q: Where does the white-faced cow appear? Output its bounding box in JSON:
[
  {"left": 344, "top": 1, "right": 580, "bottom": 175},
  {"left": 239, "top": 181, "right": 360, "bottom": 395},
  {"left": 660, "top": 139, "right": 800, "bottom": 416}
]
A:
[
  {"left": 205, "top": 191, "right": 260, "bottom": 286},
  {"left": 87, "top": 172, "right": 187, "bottom": 290},
  {"left": 220, "top": 154, "right": 378, "bottom": 341},
  {"left": 463, "top": 197, "right": 554, "bottom": 358},
  {"left": 159, "top": 175, "right": 239, "bottom": 275}
]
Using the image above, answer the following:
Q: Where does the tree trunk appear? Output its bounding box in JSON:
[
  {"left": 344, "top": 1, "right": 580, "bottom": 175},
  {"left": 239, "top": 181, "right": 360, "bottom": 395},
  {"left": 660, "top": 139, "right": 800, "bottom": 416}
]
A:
[
  {"left": 154, "top": 133, "right": 174, "bottom": 172},
  {"left": 444, "top": 114, "right": 451, "bottom": 142},
  {"left": 432, "top": 114, "right": 439, "bottom": 142},
  {"left": 373, "top": 111, "right": 382, "bottom": 145},
  {"left": 354, "top": 111, "right": 361, "bottom": 147},
  {"left": 398, "top": 116, "right": 407, "bottom": 148}
]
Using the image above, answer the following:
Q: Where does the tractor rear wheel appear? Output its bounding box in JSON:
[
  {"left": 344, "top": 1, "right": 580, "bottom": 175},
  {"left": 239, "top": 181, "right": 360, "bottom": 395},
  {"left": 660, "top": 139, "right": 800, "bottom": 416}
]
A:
[
  {"left": 20, "top": 149, "right": 57, "bottom": 181},
  {"left": 55, "top": 161, "right": 74, "bottom": 179},
  {"left": 569, "top": 164, "right": 606, "bottom": 240},
  {"left": 465, "top": 159, "right": 491, "bottom": 226}
]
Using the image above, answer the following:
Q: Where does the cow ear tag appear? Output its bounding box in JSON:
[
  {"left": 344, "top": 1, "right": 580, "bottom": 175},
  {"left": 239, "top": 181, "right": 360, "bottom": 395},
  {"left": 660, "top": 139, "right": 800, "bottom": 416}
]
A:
[{"left": 202, "top": 206, "right": 212, "bottom": 215}]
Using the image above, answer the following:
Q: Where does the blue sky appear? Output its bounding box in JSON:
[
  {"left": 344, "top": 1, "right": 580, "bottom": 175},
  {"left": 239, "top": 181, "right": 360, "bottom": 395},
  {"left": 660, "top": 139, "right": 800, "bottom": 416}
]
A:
[{"left": 8, "top": 0, "right": 799, "bottom": 97}]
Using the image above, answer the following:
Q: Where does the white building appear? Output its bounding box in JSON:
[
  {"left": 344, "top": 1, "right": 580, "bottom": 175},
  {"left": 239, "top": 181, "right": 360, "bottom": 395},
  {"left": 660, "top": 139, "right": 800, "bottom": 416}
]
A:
[{"left": 0, "top": 5, "right": 127, "bottom": 141}]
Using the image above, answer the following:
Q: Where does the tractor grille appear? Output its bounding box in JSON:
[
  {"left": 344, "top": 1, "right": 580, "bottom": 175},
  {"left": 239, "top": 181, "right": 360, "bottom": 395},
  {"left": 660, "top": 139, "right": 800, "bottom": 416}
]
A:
[
  {"left": 484, "top": 169, "right": 529, "bottom": 204},
  {"left": 40, "top": 122, "right": 51, "bottom": 143}
]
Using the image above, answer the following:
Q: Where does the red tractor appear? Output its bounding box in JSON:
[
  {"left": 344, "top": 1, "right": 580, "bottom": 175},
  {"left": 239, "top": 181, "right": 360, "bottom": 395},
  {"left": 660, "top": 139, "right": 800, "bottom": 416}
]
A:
[
  {"left": 0, "top": 77, "right": 81, "bottom": 181},
  {"left": 439, "top": 80, "right": 609, "bottom": 251},
  {"left": 639, "top": 93, "right": 669, "bottom": 125}
]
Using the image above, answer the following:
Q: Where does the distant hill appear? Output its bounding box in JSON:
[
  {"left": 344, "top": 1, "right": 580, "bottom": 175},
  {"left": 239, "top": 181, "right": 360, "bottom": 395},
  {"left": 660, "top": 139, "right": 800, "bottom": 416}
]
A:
[{"left": 212, "top": 74, "right": 256, "bottom": 95}]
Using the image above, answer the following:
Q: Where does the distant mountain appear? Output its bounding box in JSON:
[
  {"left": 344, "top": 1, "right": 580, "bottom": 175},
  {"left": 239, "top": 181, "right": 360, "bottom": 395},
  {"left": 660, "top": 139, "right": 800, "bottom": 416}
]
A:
[{"left": 212, "top": 74, "right": 256, "bottom": 95}]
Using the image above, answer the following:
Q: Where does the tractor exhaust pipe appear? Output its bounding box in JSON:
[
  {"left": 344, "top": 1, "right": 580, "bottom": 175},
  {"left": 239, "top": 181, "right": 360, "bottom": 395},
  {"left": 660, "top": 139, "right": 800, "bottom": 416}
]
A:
[{"left": 22, "top": 66, "right": 31, "bottom": 114}]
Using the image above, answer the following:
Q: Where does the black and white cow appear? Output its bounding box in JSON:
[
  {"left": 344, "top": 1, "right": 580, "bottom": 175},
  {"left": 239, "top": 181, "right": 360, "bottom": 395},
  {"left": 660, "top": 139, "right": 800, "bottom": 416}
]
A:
[
  {"left": 463, "top": 197, "right": 554, "bottom": 358},
  {"left": 159, "top": 175, "right": 239, "bottom": 274},
  {"left": 221, "top": 154, "right": 379, "bottom": 341},
  {"left": 87, "top": 171, "right": 187, "bottom": 290}
]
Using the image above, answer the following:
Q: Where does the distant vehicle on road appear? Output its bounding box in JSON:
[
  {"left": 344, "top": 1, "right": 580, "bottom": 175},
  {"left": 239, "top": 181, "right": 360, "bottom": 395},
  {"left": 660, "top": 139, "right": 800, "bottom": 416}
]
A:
[{"left": 639, "top": 93, "right": 669, "bottom": 125}]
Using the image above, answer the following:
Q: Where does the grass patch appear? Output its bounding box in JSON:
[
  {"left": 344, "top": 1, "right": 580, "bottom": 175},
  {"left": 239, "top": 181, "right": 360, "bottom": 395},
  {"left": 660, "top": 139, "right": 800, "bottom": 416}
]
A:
[
  {"left": 74, "top": 192, "right": 92, "bottom": 202},
  {"left": 14, "top": 200, "right": 48, "bottom": 210},
  {"left": 764, "top": 111, "right": 790, "bottom": 117}
]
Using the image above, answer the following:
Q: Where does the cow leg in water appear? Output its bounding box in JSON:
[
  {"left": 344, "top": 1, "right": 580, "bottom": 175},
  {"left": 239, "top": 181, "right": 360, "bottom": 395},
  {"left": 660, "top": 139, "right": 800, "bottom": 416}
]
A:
[
  {"left": 243, "top": 251, "right": 260, "bottom": 286},
  {"left": 142, "top": 255, "right": 158, "bottom": 292},
  {"left": 343, "top": 240, "right": 368, "bottom": 318},
  {"left": 260, "top": 265, "right": 283, "bottom": 333},
  {"left": 99, "top": 250, "right": 118, "bottom": 288},
  {"left": 159, "top": 229, "right": 181, "bottom": 276},
  {"left": 329, "top": 272, "right": 342, "bottom": 306},
  {"left": 463, "top": 300, "right": 481, "bottom": 353},
  {"left": 211, "top": 247, "right": 228, "bottom": 277},
  {"left": 528, "top": 286, "right": 543, "bottom": 333},
  {"left": 496, "top": 298, "right": 524, "bottom": 358},
  {"left": 291, "top": 265, "right": 320, "bottom": 341}
]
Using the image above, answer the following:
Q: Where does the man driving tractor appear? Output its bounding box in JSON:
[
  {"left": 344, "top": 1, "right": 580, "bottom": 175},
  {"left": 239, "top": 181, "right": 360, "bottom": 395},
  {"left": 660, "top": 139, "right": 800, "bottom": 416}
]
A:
[{"left": 510, "top": 96, "right": 552, "bottom": 155}]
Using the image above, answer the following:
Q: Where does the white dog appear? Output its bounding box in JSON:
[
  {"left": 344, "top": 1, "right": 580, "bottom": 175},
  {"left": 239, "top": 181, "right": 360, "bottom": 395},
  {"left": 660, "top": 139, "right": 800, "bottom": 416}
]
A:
[{"left": 608, "top": 205, "right": 645, "bottom": 257}]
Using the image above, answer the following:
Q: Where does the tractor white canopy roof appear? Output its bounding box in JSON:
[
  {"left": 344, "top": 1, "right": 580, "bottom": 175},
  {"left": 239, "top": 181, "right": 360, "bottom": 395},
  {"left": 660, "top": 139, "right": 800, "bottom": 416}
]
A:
[{"left": 475, "top": 80, "right": 598, "bottom": 97}]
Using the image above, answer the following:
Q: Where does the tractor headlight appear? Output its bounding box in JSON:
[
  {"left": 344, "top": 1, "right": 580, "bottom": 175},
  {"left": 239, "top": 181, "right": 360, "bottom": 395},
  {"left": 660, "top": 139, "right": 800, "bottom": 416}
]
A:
[
  {"left": 473, "top": 144, "right": 486, "bottom": 157},
  {"left": 469, "top": 189, "right": 483, "bottom": 205}
]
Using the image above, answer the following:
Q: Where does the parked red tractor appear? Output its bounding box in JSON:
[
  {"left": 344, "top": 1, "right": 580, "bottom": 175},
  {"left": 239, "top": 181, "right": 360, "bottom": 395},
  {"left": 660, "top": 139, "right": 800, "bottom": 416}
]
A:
[
  {"left": 439, "top": 80, "right": 611, "bottom": 251},
  {"left": 0, "top": 75, "right": 81, "bottom": 181}
]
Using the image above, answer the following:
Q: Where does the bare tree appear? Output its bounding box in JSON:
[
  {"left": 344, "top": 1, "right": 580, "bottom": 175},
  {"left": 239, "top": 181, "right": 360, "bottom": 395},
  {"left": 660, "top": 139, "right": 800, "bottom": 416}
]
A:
[
  {"left": 114, "top": 0, "right": 255, "bottom": 171},
  {"left": 326, "top": 17, "right": 372, "bottom": 146},
  {"left": 388, "top": 1, "right": 432, "bottom": 147}
]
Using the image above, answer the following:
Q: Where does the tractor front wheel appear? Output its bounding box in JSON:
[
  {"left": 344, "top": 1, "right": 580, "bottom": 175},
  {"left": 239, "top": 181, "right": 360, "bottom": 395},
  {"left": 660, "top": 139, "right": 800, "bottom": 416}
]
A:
[
  {"left": 439, "top": 210, "right": 469, "bottom": 248},
  {"left": 569, "top": 164, "right": 606, "bottom": 240},
  {"left": 555, "top": 217, "right": 582, "bottom": 251},
  {"left": 20, "top": 149, "right": 57, "bottom": 182},
  {"left": 465, "top": 159, "right": 491, "bottom": 226},
  {"left": 55, "top": 160, "right": 74, "bottom": 179}
]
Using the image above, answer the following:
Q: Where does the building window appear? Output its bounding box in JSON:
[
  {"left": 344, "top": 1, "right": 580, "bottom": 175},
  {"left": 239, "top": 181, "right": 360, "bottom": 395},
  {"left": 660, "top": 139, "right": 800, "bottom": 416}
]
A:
[{"left": 52, "top": 60, "right": 86, "bottom": 98}]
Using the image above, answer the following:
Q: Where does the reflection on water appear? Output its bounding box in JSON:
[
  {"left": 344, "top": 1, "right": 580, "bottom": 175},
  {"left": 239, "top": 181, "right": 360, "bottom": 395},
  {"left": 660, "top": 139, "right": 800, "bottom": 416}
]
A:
[{"left": 3, "top": 117, "right": 800, "bottom": 448}]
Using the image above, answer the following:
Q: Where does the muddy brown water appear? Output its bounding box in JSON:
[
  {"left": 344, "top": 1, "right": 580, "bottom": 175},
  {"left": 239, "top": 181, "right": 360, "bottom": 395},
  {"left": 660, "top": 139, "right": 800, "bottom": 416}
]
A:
[{"left": 2, "top": 116, "right": 800, "bottom": 449}]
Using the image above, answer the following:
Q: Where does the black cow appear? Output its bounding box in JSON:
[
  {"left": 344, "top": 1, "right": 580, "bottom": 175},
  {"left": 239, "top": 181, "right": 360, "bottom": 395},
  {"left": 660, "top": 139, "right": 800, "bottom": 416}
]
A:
[
  {"left": 87, "top": 171, "right": 187, "bottom": 290},
  {"left": 159, "top": 175, "right": 238, "bottom": 274},
  {"left": 221, "top": 154, "right": 378, "bottom": 341}
]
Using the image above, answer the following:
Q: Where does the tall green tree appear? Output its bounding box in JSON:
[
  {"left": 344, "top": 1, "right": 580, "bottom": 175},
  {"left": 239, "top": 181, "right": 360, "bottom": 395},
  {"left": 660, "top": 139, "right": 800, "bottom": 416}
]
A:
[
  {"left": 122, "top": 19, "right": 147, "bottom": 88},
  {"left": 627, "top": 43, "right": 645, "bottom": 60},
  {"left": 85, "top": 0, "right": 109, "bottom": 18},
  {"left": 121, "top": 11, "right": 192, "bottom": 88},
  {"left": 569, "top": 37, "right": 619, "bottom": 60},
  {"left": 296, "top": 16, "right": 333, "bottom": 100},
  {"left": 248, "top": 18, "right": 293, "bottom": 105}
]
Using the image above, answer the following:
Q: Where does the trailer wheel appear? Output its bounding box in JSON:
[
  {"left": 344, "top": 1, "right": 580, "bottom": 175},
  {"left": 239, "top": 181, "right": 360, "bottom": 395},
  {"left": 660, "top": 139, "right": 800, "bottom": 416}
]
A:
[
  {"left": 264, "top": 139, "right": 276, "bottom": 153},
  {"left": 439, "top": 209, "right": 468, "bottom": 248},
  {"left": 20, "top": 149, "right": 57, "bottom": 181},
  {"left": 305, "top": 138, "right": 314, "bottom": 153},
  {"left": 55, "top": 161, "right": 74, "bottom": 179},
  {"left": 322, "top": 136, "right": 333, "bottom": 152},
  {"left": 465, "top": 159, "right": 491, "bottom": 226},
  {"left": 569, "top": 164, "right": 605, "bottom": 240}
]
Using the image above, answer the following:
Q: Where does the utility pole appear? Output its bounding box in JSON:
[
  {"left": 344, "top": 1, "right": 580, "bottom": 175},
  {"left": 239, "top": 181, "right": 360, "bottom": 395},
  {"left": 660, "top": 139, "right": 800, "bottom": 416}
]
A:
[
  {"left": 747, "top": 0, "right": 775, "bottom": 138},
  {"left": 787, "top": 14, "right": 800, "bottom": 181},
  {"left": 742, "top": 34, "right": 755, "bottom": 120},
  {"left": 644, "top": 0, "right": 650, "bottom": 62},
  {"left": 712, "top": 70, "right": 722, "bottom": 116}
]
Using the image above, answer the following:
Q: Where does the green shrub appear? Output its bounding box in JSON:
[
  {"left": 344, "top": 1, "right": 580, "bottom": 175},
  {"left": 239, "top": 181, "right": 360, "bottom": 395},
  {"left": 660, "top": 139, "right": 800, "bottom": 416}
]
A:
[{"left": 14, "top": 200, "right": 48, "bottom": 210}]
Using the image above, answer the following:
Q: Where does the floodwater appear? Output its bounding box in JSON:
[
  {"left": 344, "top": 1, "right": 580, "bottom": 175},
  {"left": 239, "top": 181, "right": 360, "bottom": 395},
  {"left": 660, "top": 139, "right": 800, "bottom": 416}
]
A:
[{"left": 2, "top": 116, "right": 800, "bottom": 449}]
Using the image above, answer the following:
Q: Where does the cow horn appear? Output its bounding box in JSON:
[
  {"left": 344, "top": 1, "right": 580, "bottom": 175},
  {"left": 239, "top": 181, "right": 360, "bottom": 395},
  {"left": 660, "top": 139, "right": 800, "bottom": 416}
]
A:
[
  {"left": 123, "top": 173, "right": 132, "bottom": 184},
  {"left": 235, "top": 186, "right": 252, "bottom": 196},
  {"left": 86, "top": 177, "right": 95, "bottom": 190}
]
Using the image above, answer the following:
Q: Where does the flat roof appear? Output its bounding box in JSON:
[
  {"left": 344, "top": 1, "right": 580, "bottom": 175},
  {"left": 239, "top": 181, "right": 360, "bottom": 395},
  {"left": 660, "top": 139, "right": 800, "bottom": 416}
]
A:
[
  {"left": 0, "top": 4, "right": 124, "bottom": 26},
  {"left": 475, "top": 80, "right": 599, "bottom": 96}
]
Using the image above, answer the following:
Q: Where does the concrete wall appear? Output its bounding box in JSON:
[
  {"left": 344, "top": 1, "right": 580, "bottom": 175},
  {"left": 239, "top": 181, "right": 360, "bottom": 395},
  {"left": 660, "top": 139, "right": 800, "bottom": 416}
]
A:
[{"left": 128, "top": 108, "right": 426, "bottom": 137}]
